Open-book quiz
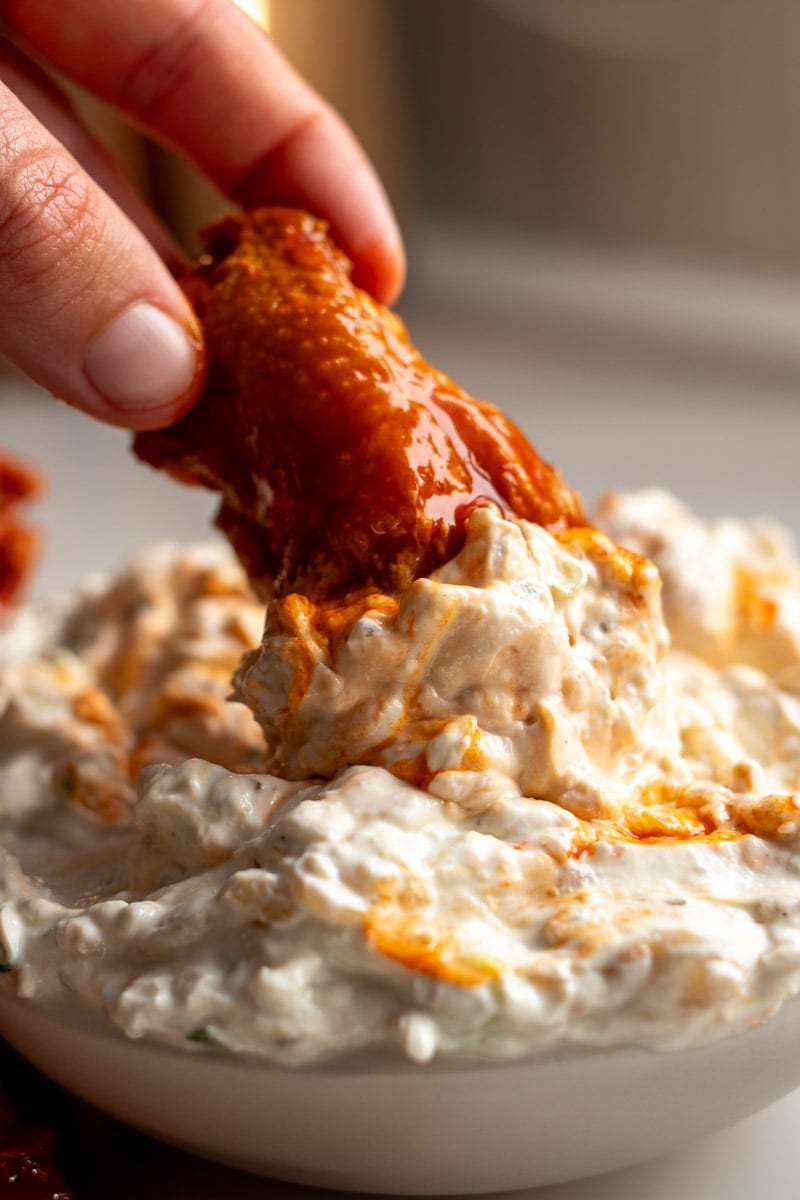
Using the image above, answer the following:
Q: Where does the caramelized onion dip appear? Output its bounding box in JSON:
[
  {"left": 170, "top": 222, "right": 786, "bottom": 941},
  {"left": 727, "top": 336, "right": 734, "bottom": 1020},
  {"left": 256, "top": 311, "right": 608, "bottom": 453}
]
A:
[{"left": 4, "top": 496, "right": 800, "bottom": 1065}]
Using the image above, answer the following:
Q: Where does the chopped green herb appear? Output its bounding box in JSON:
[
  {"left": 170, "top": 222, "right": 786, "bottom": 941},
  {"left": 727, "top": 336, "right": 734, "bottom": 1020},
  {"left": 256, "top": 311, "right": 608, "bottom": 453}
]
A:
[{"left": 187, "top": 1026, "right": 217, "bottom": 1046}]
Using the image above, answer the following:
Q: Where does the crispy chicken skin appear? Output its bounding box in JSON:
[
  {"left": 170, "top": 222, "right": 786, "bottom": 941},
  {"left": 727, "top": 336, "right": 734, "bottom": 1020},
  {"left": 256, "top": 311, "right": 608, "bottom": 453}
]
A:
[
  {"left": 135, "top": 207, "right": 583, "bottom": 601},
  {"left": 0, "top": 452, "right": 42, "bottom": 617}
]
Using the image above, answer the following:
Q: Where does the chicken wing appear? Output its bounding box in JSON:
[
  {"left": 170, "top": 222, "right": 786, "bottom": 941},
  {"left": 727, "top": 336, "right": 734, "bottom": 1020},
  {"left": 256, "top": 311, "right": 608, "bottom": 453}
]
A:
[{"left": 135, "top": 207, "right": 583, "bottom": 601}]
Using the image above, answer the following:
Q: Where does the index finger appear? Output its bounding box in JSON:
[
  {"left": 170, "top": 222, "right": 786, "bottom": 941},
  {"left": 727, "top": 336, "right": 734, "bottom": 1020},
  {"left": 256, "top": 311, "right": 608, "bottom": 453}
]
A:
[{"left": 1, "top": 0, "right": 405, "bottom": 303}]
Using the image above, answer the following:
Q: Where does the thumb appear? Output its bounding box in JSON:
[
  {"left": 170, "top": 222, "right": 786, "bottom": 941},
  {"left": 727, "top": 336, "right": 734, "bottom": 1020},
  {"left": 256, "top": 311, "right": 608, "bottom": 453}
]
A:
[{"left": 0, "top": 82, "right": 205, "bottom": 431}]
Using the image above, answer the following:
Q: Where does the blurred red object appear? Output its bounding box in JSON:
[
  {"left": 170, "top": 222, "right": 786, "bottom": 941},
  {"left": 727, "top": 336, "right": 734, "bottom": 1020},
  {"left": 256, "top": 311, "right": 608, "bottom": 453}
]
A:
[
  {"left": 0, "top": 452, "right": 43, "bottom": 618},
  {"left": 0, "top": 1044, "right": 73, "bottom": 1200}
]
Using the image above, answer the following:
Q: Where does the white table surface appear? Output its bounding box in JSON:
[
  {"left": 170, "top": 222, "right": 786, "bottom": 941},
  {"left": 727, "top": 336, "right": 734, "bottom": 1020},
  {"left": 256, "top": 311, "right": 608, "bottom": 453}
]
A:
[{"left": 3, "top": 260, "right": 800, "bottom": 1197}]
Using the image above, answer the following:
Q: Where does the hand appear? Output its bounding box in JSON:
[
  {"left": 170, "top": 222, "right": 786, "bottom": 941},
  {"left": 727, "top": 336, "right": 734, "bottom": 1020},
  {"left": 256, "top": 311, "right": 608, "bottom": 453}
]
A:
[{"left": 0, "top": 0, "right": 405, "bottom": 430}]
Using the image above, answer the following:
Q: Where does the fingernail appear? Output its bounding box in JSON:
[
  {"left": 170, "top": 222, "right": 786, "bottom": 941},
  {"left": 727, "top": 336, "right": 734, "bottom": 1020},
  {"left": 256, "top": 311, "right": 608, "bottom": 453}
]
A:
[{"left": 83, "top": 302, "right": 201, "bottom": 414}]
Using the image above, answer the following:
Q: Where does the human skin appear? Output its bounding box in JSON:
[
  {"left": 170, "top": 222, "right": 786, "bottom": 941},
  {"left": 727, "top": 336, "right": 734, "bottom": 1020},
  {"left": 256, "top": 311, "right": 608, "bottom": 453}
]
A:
[{"left": 0, "top": 0, "right": 405, "bottom": 430}]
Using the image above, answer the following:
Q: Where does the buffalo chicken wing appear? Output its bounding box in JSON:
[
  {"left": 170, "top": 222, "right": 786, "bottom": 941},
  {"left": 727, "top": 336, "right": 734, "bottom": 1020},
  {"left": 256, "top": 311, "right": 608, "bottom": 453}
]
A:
[{"left": 135, "top": 208, "right": 583, "bottom": 601}]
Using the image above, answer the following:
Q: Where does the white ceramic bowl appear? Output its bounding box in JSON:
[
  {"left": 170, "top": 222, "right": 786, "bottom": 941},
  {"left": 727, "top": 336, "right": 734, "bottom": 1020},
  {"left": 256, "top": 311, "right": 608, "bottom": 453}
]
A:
[{"left": 2, "top": 984, "right": 800, "bottom": 1194}]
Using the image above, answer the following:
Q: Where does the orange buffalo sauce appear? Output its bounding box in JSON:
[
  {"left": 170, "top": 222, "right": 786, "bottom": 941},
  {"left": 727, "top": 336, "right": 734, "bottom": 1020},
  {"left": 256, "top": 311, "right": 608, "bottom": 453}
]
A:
[{"left": 564, "top": 778, "right": 791, "bottom": 858}]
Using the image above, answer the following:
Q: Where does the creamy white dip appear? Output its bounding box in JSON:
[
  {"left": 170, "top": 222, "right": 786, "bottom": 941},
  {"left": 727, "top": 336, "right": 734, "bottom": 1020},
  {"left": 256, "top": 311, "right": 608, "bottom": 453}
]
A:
[{"left": 4, "top": 500, "right": 800, "bottom": 1065}]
